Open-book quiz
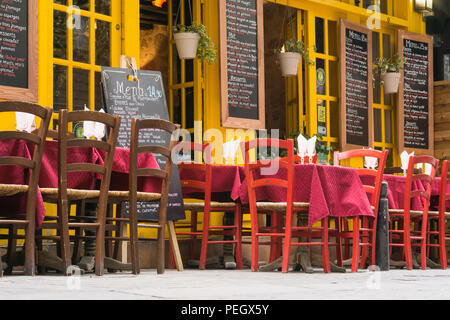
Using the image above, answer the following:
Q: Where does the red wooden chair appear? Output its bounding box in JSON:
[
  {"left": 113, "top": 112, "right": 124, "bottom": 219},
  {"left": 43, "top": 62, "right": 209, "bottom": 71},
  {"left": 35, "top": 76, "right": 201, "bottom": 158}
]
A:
[
  {"left": 0, "top": 102, "right": 51, "bottom": 276},
  {"left": 333, "top": 149, "right": 388, "bottom": 272},
  {"left": 169, "top": 141, "right": 243, "bottom": 270},
  {"left": 388, "top": 155, "right": 439, "bottom": 270},
  {"left": 241, "top": 138, "right": 330, "bottom": 273},
  {"left": 425, "top": 160, "right": 450, "bottom": 269}
]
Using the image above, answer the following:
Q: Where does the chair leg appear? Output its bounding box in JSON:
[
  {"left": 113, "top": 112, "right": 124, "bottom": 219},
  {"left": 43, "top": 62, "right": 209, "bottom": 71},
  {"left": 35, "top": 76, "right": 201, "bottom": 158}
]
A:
[
  {"left": 199, "top": 209, "right": 210, "bottom": 270},
  {"left": 190, "top": 212, "right": 198, "bottom": 260},
  {"left": 359, "top": 217, "right": 368, "bottom": 269},
  {"left": 168, "top": 221, "right": 183, "bottom": 271},
  {"left": 404, "top": 218, "right": 413, "bottom": 270},
  {"left": 0, "top": 249, "right": 2, "bottom": 277},
  {"left": 322, "top": 218, "right": 330, "bottom": 273},
  {"left": 234, "top": 205, "right": 243, "bottom": 270},
  {"left": 24, "top": 223, "right": 36, "bottom": 276},
  {"left": 421, "top": 217, "right": 427, "bottom": 270},
  {"left": 282, "top": 209, "right": 293, "bottom": 273},
  {"left": 5, "top": 225, "right": 17, "bottom": 275},
  {"left": 439, "top": 215, "right": 447, "bottom": 269},
  {"left": 157, "top": 222, "right": 166, "bottom": 274},
  {"left": 128, "top": 201, "right": 140, "bottom": 275},
  {"left": 335, "top": 218, "right": 343, "bottom": 268},
  {"left": 351, "top": 217, "right": 360, "bottom": 273}
]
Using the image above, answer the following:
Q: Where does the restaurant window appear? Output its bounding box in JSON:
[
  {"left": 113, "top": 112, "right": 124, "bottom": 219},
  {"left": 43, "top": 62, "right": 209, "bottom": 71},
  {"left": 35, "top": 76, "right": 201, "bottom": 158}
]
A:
[
  {"left": 314, "top": 16, "right": 339, "bottom": 158},
  {"left": 51, "top": 0, "right": 120, "bottom": 126}
]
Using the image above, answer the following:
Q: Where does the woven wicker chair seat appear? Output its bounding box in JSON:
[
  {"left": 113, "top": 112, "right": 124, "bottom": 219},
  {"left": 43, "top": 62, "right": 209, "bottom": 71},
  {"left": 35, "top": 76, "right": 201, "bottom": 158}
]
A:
[
  {"left": 40, "top": 188, "right": 101, "bottom": 201},
  {"left": 183, "top": 201, "right": 237, "bottom": 211},
  {"left": 107, "top": 190, "right": 161, "bottom": 202},
  {"left": 0, "top": 184, "right": 29, "bottom": 197},
  {"left": 255, "top": 202, "right": 310, "bottom": 211},
  {"left": 389, "top": 209, "right": 447, "bottom": 218}
]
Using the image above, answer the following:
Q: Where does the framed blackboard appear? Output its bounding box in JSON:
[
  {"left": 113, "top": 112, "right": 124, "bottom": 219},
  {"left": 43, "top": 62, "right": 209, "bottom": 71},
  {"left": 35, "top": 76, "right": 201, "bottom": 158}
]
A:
[
  {"left": 339, "top": 19, "right": 373, "bottom": 151},
  {"left": 101, "top": 67, "right": 185, "bottom": 222},
  {"left": 0, "top": 0, "right": 37, "bottom": 102},
  {"left": 219, "top": 0, "right": 265, "bottom": 129},
  {"left": 397, "top": 30, "right": 434, "bottom": 156}
]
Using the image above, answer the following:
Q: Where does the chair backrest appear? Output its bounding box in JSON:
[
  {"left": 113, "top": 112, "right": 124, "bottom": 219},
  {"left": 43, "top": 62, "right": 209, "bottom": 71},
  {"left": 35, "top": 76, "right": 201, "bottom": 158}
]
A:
[
  {"left": 293, "top": 154, "right": 318, "bottom": 164},
  {"left": 58, "top": 109, "right": 121, "bottom": 200},
  {"left": 176, "top": 141, "right": 213, "bottom": 199},
  {"left": 403, "top": 155, "right": 439, "bottom": 215},
  {"left": 129, "top": 118, "right": 180, "bottom": 223},
  {"left": 0, "top": 101, "right": 51, "bottom": 221},
  {"left": 333, "top": 149, "right": 389, "bottom": 214},
  {"left": 240, "top": 138, "right": 294, "bottom": 206},
  {"left": 438, "top": 160, "right": 449, "bottom": 215}
]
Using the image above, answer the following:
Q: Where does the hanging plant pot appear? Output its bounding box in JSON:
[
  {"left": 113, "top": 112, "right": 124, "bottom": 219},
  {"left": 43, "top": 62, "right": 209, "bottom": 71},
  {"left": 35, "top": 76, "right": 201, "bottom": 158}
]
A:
[
  {"left": 381, "top": 72, "right": 401, "bottom": 94},
  {"left": 278, "top": 52, "right": 301, "bottom": 77},
  {"left": 173, "top": 32, "right": 200, "bottom": 60}
]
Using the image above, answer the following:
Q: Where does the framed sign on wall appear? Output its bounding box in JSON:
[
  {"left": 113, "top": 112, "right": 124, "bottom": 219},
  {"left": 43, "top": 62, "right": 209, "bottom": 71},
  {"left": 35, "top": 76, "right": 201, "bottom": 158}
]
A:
[
  {"left": 339, "top": 19, "right": 373, "bottom": 151},
  {"left": 0, "top": 0, "right": 38, "bottom": 102},
  {"left": 397, "top": 30, "right": 434, "bottom": 156},
  {"left": 219, "top": 0, "right": 265, "bottom": 129}
]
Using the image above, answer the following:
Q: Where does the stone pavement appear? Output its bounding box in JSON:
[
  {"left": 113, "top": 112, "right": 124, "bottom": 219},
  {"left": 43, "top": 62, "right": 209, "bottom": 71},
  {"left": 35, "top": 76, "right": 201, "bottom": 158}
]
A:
[{"left": 1, "top": 268, "right": 450, "bottom": 300}]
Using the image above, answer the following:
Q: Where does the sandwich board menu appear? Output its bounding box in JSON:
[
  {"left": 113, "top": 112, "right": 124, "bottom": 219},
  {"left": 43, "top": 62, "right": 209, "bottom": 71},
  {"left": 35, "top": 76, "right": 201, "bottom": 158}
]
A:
[
  {"left": 339, "top": 19, "right": 373, "bottom": 151},
  {"left": 397, "top": 30, "right": 434, "bottom": 155},
  {"left": 101, "top": 67, "right": 185, "bottom": 221},
  {"left": 219, "top": 0, "right": 265, "bottom": 129},
  {"left": 0, "top": 0, "right": 37, "bottom": 102}
]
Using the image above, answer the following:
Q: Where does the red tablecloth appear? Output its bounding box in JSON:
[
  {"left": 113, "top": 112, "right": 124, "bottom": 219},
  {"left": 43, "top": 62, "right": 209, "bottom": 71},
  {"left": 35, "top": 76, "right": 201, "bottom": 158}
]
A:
[
  {"left": 238, "top": 164, "right": 374, "bottom": 227},
  {"left": 178, "top": 165, "right": 246, "bottom": 202},
  {"left": 362, "top": 174, "right": 450, "bottom": 212},
  {"left": 0, "top": 139, "right": 161, "bottom": 230}
]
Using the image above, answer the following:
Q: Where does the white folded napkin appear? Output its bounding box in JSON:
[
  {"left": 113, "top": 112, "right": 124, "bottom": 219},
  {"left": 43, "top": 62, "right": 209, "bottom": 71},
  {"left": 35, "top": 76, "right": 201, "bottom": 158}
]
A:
[
  {"left": 15, "top": 112, "right": 36, "bottom": 133},
  {"left": 400, "top": 151, "right": 414, "bottom": 175},
  {"left": 223, "top": 138, "right": 241, "bottom": 163},
  {"left": 94, "top": 109, "right": 106, "bottom": 140},
  {"left": 306, "top": 136, "right": 317, "bottom": 163},
  {"left": 83, "top": 106, "right": 95, "bottom": 139},
  {"left": 297, "top": 135, "right": 307, "bottom": 162},
  {"left": 364, "top": 148, "right": 378, "bottom": 170}
]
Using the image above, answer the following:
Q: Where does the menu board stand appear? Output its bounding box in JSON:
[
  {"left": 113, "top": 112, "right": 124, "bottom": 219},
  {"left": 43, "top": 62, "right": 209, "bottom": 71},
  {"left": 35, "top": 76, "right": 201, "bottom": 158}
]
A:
[
  {"left": 0, "top": 0, "right": 38, "bottom": 102},
  {"left": 339, "top": 19, "right": 373, "bottom": 151},
  {"left": 397, "top": 30, "right": 434, "bottom": 156},
  {"left": 219, "top": 0, "right": 265, "bottom": 129},
  {"left": 101, "top": 67, "right": 185, "bottom": 222}
]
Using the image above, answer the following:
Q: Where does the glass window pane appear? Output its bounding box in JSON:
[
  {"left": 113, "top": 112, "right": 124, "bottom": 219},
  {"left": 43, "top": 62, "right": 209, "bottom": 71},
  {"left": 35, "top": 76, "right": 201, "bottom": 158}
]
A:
[
  {"left": 317, "top": 99, "right": 327, "bottom": 137},
  {"left": 383, "top": 34, "right": 392, "bottom": 104},
  {"left": 328, "top": 20, "right": 338, "bottom": 57},
  {"left": 385, "top": 109, "right": 392, "bottom": 143},
  {"left": 73, "top": 0, "right": 89, "bottom": 11},
  {"left": 372, "top": 31, "right": 381, "bottom": 104},
  {"left": 330, "top": 101, "right": 339, "bottom": 138},
  {"left": 95, "top": 71, "right": 104, "bottom": 111},
  {"left": 54, "top": 0, "right": 67, "bottom": 5},
  {"left": 54, "top": 65, "right": 67, "bottom": 112},
  {"left": 96, "top": 20, "right": 111, "bottom": 66},
  {"left": 73, "top": 68, "right": 90, "bottom": 111},
  {"left": 73, "top": 15, "right": 90, "bottom": 63},
  {"left": 54, "top": 10, "right": 67, "bottom": 59},
  {"left": 329, "top": 60, "right": 338, "bottom": 98},
  {"left": 316, "top": 58, "right": 325, "bottom": 95},
  {"left": 96, "top": 0, "right": 111, "bottom": 15},
  {"left": 374, "top": 108, "right": 382, "bottom": 142},
  {"left": 315, "top": 17, "right": 324, "bottom": 54}
]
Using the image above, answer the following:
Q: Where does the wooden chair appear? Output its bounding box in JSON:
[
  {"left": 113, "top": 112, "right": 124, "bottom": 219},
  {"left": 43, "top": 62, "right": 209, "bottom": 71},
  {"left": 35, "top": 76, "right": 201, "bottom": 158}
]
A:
[
  {"left": 425, "top": 160, "right": 450, "bottom": 269},
  {"left": 38, "top": 109, "right": 121, "bottom": 276},
  {"left": 0, "top": 101, "right": 51, "bottom": 276},
  {"left": 169, "top": 141, "right": 243, "bottom": 270},
  {"left": 388, "top": 155, "right": 439, "bottom": 270},
  {"left": 103, "top": 118, "right": 181, "bottom": 275},
  {"left": 241, "top": 138, "right": 330, "bottom": 273},
  {"left": 333, "top": 149, "right": 388, "bottom": 272}
]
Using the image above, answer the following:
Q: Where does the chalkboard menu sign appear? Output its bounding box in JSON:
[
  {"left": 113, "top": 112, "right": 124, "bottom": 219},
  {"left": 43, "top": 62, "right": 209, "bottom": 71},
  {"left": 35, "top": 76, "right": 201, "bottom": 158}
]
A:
[
  {"left": 397, "top": 30, "right": 434, "bottom": 155},
  {"left": 0, "top": 0, "right": 37, "bottom": 102},
  {"left": 101, "top": 67, "right": 185, "bottom": 222},
  {"left": 339, "top": 19, "right": 373, "bottom": 151},
  {"left": 219, "top": 0, "right": 265, "bottom": 129}
]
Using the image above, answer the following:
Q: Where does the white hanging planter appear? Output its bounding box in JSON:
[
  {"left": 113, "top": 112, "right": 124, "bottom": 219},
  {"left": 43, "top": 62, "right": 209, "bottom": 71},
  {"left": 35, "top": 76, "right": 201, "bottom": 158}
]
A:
[
  {"left": 382, "top": 72, "right": 401, "bottom": 94},
  {"left": 278, "top": 52, "right": 301, "bottom": 77},
  {"left": 173, "top": 32, "right": 200, "bottom": 60}
]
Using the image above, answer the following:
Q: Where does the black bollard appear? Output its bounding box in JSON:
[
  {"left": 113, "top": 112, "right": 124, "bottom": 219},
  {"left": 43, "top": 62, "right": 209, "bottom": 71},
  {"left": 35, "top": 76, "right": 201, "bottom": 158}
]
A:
[{"left": 376, "top": 181, "right": 389, "bottom": 271}]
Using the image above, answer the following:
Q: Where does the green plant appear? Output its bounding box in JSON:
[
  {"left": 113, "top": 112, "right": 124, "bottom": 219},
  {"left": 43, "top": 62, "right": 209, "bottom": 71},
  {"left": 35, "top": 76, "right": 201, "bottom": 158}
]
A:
[
  {"left": 173, "top": 23, "right": 216, "bottom": 64},
  {"left": 373, "top": 53, "right": 404, "bottom": 74},
  {"left": 276, "top": 38, "right": 315, "bottom": 65}
]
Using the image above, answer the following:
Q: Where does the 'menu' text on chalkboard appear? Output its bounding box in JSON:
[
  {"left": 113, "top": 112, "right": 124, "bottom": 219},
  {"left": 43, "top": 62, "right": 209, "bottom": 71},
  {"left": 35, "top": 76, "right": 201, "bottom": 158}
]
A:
[
  {"left": 345, "top": 27, "right": 369, "bottom": 147},
  {"left": 403, "top": 38, "right": 429, "bottom": 150},
  {"left": 0, "top": 0, "right": 28, "bottom": 88}
]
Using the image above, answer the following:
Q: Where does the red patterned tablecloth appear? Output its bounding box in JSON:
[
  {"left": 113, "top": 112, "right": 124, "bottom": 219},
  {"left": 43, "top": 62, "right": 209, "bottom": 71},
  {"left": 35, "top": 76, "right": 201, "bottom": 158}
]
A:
[{"left": 238, "top": 164, "right": 374, "bottom": 227}]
